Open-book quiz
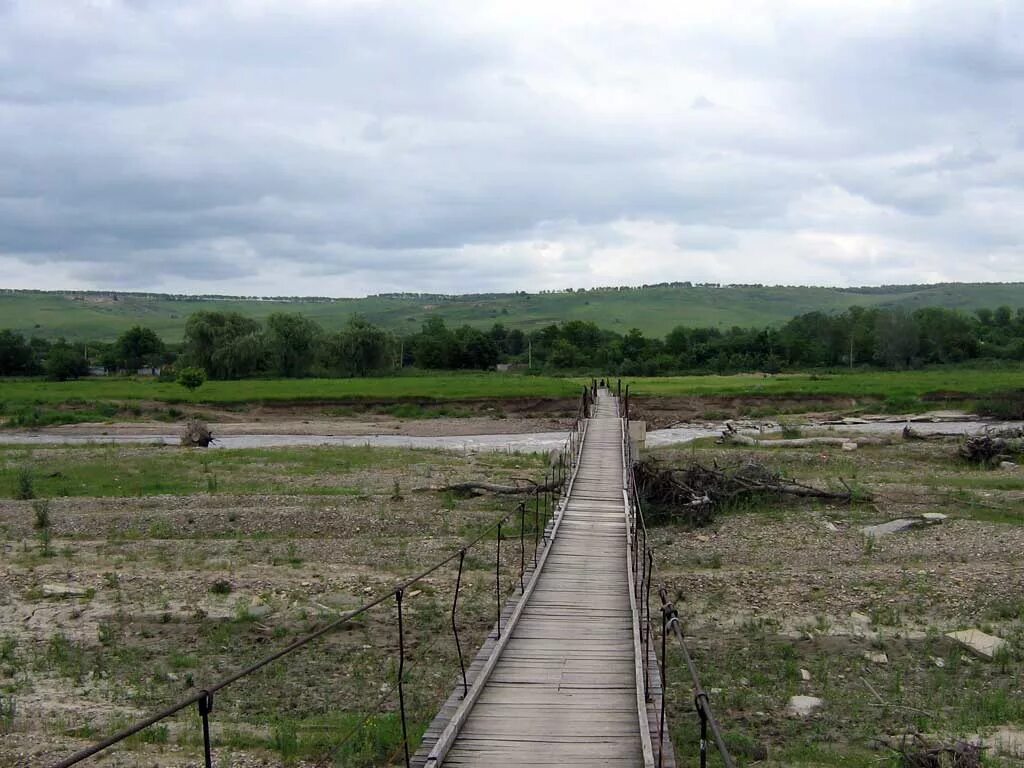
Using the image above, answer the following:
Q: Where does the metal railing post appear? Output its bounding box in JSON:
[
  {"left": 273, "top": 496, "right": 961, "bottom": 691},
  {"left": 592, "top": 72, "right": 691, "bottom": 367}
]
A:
[
  {"left": 697, "top": 695, "right": 709, "bottom": 768},
  {"left": 659, "top": 604, "right": 667, "bottom": 768},
  {"left": 644, "top": 548, "right": 654, "bottom": 702},
  {"left": 198, "top": 691, "right": 213, "bottom": 768},
  {"left": 452, "top": 549, "right": 468, "bottom": 697},
  {"left": 519, "top": 502, "right": 526, "bottom": 592},
  {"left": 396, "top": 588, "right": 410, "bottom": 768},
  {"left": 495, "top": 522, "right": 502, "bottom": 637}
]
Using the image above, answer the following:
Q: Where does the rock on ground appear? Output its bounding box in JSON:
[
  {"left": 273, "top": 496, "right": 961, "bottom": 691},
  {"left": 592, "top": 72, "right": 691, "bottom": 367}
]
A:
[{"left": 787, "top": 695, "right": 824, "bottom": 717}]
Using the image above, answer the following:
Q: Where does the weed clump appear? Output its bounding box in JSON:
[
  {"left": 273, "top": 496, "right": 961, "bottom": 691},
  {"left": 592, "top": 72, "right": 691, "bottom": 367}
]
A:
[{"left": 15, "top": 468, "right": 34, "bottom": 500}]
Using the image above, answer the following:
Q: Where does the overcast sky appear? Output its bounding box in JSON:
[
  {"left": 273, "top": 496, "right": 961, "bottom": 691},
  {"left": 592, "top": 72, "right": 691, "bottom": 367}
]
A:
[{"left": 1, "top": 0, "right": 1022, "bottom": 297}]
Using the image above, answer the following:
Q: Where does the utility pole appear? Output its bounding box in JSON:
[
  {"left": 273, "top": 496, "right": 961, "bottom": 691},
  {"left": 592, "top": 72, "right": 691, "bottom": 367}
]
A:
[{"left": 528, "top": 339, "right": 532, "bottom": 369}]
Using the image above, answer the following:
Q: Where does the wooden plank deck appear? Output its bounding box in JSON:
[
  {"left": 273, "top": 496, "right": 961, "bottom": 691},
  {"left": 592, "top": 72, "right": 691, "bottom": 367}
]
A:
[{"left": 414, "top": 391, "right": 670, "bottom": 767}]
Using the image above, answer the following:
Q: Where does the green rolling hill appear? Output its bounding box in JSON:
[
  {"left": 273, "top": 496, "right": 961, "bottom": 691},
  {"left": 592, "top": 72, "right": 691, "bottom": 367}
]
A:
[{"left": 2, "top": 283, "right": 1024, "bottom": 341}]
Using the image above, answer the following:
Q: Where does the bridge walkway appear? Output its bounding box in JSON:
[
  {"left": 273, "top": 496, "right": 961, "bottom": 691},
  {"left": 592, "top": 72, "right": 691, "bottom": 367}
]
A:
[{"left": 416, "top": 390, "right": 658, "bottom": 767}]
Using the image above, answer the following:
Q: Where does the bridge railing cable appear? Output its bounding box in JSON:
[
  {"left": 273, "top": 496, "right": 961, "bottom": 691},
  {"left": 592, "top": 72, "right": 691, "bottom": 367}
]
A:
[
  {"left": 49, "top": 388, "right": 593, "bottom": 768},
  {"left": 622, "top": 394, "right": 736, "bottom": 768}
]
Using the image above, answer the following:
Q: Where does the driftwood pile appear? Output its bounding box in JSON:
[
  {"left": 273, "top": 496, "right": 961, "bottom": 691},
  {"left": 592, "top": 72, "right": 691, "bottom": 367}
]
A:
[
  {"left": 181, "top": 418, "right": 214, "bottom": 448},
  {"left": 957, "top": 435, "right": 1024, "bottom": 466},
  {"left": 634, "top": 457, "right": 860, "bottom": 526},
  {"left": 880, "top": 734, "right": 983, "bottom": 768}
]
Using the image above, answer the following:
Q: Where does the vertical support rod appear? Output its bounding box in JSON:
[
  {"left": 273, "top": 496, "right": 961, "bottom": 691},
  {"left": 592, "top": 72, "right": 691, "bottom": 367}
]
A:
[
  {"left": 395, "top": 589, "right": 410, "bottom": 768},
  {"left": 452, "top": 549, "right": 468, "bottom": 697},
  {"left": 495, "top": 522, "right": 502, "bottom": 637},
  {"left": 658, "top": 606, "right": 667, "bottom": 768},
  {"left": 198, "top": 691, "right": 213, "bottom": 768},
  {"left": 644, "top": 547, "right": 654, "bottom": 702},
  {"left": 536, "top": 487, "right": 543, "bottom": 545},
  {"left": 519, "top": 502, "right": 526, "bottom": 592},
  {"left": 698, "top": 699, "right": 709, "bottom": 768},
  {"left": 533, "top": 488, "right": 540, "bottom": 564}
]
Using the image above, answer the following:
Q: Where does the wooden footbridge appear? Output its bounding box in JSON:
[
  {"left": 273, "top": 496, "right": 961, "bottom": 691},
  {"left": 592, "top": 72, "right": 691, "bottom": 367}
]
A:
[
  {"left": 414, "top": 389, "right": 665, "bottom": 767},
  {"left": 51, "top": 385, "right": 733, "bottom": 768}
]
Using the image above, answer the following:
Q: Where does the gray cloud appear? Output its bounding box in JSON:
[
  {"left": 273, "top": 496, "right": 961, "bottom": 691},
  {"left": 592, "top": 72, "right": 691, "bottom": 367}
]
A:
[{"left": 0, "top": 0, "right": 1022, "bottom": 296}]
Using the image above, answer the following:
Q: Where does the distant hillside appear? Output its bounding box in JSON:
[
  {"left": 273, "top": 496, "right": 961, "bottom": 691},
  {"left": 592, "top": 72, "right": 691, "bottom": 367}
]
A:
[{"left": 3, "top": 283, "right": 1024, "bottom": 341}]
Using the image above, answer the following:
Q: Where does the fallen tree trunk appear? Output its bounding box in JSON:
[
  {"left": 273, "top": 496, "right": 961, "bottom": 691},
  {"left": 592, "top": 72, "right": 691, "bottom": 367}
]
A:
[
  {"left": 901, "top": 425, "right": 969, "bottom": 441},
  {"left": 722, "top": 430, "right": 890, "bottom": 447},
  {"left": 416, "top": 477, "right": 565, "bottom": 495}
]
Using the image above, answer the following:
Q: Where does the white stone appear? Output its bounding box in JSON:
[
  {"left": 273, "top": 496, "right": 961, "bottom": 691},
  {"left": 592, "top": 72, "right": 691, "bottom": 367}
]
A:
[
  {"left": 861, "top": 519, "right": 921, "bottom": 537},
  {"left": 800, "top": 668, "right": 811, "bottom": 682},
  {"left": 823, "top": 521, "right": 840, "bottom": 533},
  {"left": 987, "top": 727, "right": 1024, "bottom": 758},
  {"left": 841, "top": 442, "right": 858, "bottom": 451},
  {"left": 946, "top": 629, "right": 1009, "bottom": 660},
  {"left": 787, "top": 695, "right": 824, "bottom": 717},
  {"left": 921, "top": 512, "right": 948, "bottom": 522},
  {"left": 930, "top": 656, "right": 946, "bottom": 668},
  {"left": 1000, "top": 461, "right": 1018, "bottom": 469},
  {"left": 864, "top": 651, "right": 889, "bottom": 664}
]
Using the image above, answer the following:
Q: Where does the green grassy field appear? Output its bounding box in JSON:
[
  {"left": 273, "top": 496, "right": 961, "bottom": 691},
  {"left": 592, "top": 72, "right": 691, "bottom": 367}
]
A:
[
  {"left": 5, "top": 282, "right": 1024, "bottom": 340},
  {"left": 2, "top": 369, "right": 1023, "bottom": 430},
  {"left": 0, "top": 373, "right": 582, "bottom": 408},
  {"left": 625, "top": 368, "right": 1024, "bottom": 400}
]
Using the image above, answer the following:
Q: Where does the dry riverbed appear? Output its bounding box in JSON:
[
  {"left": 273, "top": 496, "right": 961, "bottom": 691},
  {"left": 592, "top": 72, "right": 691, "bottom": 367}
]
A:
[
  {"left": 651, "top": 437, "right": 1024, "bottom": 766},
  {"left": 0, "top": 444, "right": 550, "bottom": 767},
  {"left": 2, "top": 425, "right": 1023, "bottom": 767}
]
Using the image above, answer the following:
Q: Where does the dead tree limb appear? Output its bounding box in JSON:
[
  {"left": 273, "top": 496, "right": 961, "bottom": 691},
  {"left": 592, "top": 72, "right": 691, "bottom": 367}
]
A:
[{"left": 416, "top": 477, "right": 565, "bottom": 495}]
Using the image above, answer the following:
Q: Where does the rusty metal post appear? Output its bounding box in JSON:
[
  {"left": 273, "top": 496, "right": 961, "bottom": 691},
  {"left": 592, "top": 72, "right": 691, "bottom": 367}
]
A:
[{"left": 198, "top": 691, "right": 213, "bottom": 768}]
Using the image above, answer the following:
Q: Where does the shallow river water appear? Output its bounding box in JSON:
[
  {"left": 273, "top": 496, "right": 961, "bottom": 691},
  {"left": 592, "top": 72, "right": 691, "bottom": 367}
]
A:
[{"left": 1, "top": 419, "right": 1019, "bottom": 452}]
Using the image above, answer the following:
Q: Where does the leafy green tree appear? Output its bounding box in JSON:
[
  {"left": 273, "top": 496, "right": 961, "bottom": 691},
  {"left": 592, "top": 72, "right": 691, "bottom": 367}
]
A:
[
  {"left": 211, "top": 332, "right": 269, "bottom": 379},
  {"left": 412, "top": 318, "right": 457, "bottom": 369},
  {"left": 874, "top": 310, "right": 920, "bottom": 369},
  {"left": 44, "top": 340, "right": 89, "bottom": 381},
  {"left": 176, "top": 366, "right": 206, "bottom": 391},
  {"left": 320, "top": 315, "right": 393, "bottom": 376},
  {"left": 182, "top": 311, "right": 263, "bottom": 379},
  {"left": 454, "top": 326, "right": 499, "bottom": 369},
  {"left": 265, "top": 313, "right": 322, "bottom": 377},
  {"left": 114, "top": 326, "right": 165, "bottom": 372},
  {"left": 0, "top": 330, "right": 33, "bottom": 375}
]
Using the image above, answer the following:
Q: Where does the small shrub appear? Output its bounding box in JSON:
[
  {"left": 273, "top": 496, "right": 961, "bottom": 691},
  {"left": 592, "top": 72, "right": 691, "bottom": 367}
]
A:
[
  {"left": 210, "top": 579, "right": 233, "bottom": 595},
  {"left": 32, "top": 500, "right": 52, "bottom": 557},
  {"left": 176, "top": 367, "right": 207, "bottom": 392},
  {"left": 32, "top": 499, "right": 50, "bottom": 530},
  {"left": 0, "top": 694, "right": 15, "bottom": 734},
  {"left": 272, "top": 720, "right": 299, "bottom": 763},
  {"left": 15, "top": 469, "right": 34, "bottom": 500}
]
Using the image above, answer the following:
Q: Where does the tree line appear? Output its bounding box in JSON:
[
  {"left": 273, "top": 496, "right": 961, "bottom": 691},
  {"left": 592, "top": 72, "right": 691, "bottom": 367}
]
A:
[{"left": 3, "top": 304, "right": 1024, "bottom": 380}]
